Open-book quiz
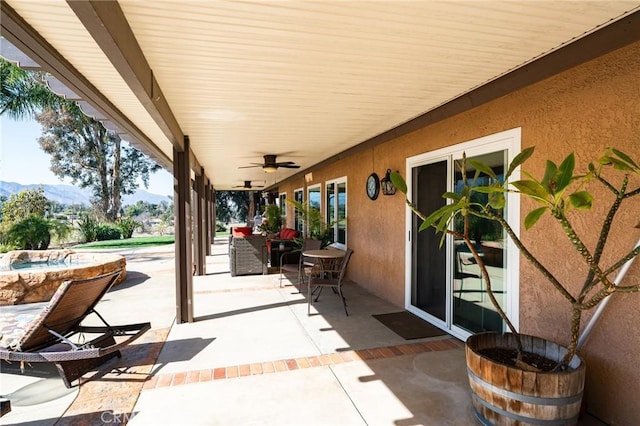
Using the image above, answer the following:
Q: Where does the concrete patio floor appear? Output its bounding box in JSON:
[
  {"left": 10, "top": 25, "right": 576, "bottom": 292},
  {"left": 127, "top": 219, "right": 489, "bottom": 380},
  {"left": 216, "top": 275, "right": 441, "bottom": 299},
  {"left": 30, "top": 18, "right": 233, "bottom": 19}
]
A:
[{"left": 1, "top": 237, "right": 605, "bottom": 425}]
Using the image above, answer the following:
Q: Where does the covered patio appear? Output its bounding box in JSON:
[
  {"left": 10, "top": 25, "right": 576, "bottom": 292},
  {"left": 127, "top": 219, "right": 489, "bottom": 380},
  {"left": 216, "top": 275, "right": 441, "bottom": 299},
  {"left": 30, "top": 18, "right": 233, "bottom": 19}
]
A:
[
  {"left": 2, "top": 237, "right": 476, "bottom": 425},
  {"left": 2, "top": 1, "right": 639, "bottom": 423}
]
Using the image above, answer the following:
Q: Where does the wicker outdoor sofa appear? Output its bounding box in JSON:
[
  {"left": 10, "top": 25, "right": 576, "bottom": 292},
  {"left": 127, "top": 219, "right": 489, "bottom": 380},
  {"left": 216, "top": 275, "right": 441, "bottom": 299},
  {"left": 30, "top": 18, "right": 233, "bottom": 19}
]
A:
[{"left": 229, "top": 234, "right": 268, "bottom": 276}]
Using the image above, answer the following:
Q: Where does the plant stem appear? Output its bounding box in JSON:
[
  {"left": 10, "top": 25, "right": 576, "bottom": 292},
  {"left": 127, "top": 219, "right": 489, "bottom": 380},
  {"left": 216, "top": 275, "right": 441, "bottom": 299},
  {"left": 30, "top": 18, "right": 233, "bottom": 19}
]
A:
[
  {"left": 580, "top": 175, "right": 627, "bottom": 299},
  {"left": 561, "top": 306, "right": 582, "bottom": 366},
  {"left": 486, "top": 211, "right": 576, "bottom": 303}
]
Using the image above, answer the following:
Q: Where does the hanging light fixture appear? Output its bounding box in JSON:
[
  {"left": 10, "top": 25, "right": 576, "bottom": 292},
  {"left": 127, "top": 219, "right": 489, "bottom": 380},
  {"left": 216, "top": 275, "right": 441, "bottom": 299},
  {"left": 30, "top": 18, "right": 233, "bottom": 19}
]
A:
[{"left": 380, "top": 169, "right": 397, "bottom": 196}]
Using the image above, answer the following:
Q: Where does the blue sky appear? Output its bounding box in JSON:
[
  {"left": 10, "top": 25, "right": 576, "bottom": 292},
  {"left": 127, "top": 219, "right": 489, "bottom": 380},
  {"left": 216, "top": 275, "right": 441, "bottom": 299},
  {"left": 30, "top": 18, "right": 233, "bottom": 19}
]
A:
[{"left": 0, "top": 116, "right": 174, "bottom": 196}]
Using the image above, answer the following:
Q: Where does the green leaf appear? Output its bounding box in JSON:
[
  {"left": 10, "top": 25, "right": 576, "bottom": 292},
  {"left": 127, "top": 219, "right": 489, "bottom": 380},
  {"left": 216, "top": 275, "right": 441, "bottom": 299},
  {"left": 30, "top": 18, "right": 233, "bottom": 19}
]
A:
[
  {"left": 511, "top": 179, "right": 550, "bottom": 202},
  {"left": 505, "top": 146, "right": 535, "bottom": 180},
  {"left": 606, "top": 157, "right": 636, "bottom": 172},
  {"left": 555, "top": 153, "right": 575, "bottom": 193},
  {"left": 611, "top": 148, "right": 639, "bottom": 169},
  {"left": 436, "top": 210, "right": 452, "bottom": 233},
  {"left": 524, "top": 207, "right": 546, "bottom": 229},
  {"left": 418, "top": 220, "right": 431, "bottom": 232},
  {"left": 488, "top": 192, "right": 505, "bottom": 210},
  {"left": 419, "top": 204, "right": 458, "bottom": 233},
  {"left": 442, "top": 192, "right": 461, "bottom": 202},
  {"left": 390, "top": 171, "right": 407, "bottom": 194},
  {"left": 568, "top": 191, "right": 594, "bottom": 210},
  {"left": 473, "top": 185, "right": 506, "bottom": 194},
  {"left": 420, "top": 204, "right": 452, "bottom": 230},
  {"left": 468, "top": 160, "right": 497, "bottom": 180},
  {"left": 541, "top": 160, "right": 558, "bottom": 193}
]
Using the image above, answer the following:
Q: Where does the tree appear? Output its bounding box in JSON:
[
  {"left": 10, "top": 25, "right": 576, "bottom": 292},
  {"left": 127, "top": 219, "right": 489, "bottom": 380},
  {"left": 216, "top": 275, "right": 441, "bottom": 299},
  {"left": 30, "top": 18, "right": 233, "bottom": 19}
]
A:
[
  {"left": 37, "top": 108, "right": 160, "bottom": 221},
  {"left": 215, "top": 191, "right": 250, "bottom": 224},
  {"left": 0, "top": 58, "right": 161, "bottom": 222},
  {"left": 1, "top": 187, "right": 51, "bottom": 222},
  {"left": 0, "top": 59, "right": 60, "bottom": 118},
  {"left": 0, "top": 188, "right": 71, "bottom": 251}
]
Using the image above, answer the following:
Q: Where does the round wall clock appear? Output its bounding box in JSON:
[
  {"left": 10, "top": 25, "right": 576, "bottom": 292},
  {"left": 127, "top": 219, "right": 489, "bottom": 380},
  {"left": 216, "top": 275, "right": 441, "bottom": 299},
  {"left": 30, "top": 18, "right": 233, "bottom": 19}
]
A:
[{"left": 366, "top": 173, "right": 380, "bottom": 200}]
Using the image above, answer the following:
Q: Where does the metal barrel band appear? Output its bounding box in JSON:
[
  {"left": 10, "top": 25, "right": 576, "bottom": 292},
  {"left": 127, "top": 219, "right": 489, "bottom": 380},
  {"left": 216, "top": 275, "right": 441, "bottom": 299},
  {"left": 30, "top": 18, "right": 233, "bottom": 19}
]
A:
[
  {"left": 467, "top": 367, "right": 583, "bottom": 406},
  {"left": 471, "top": 394, "right": 580, "bottom": 426}
]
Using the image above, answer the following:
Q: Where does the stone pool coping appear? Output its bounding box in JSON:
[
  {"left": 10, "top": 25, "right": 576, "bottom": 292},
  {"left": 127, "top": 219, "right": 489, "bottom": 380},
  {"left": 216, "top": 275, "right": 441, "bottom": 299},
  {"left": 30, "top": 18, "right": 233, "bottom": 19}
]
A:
[{"left": 0, "top": 250, "right": 126, "bottom": 305}]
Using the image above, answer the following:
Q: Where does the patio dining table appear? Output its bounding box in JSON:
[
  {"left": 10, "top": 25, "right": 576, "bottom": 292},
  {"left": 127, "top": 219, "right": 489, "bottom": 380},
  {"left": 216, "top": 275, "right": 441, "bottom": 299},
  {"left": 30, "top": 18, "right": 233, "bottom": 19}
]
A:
[{"left": 301, "top": 248, "right": 346, "bottom": 314}]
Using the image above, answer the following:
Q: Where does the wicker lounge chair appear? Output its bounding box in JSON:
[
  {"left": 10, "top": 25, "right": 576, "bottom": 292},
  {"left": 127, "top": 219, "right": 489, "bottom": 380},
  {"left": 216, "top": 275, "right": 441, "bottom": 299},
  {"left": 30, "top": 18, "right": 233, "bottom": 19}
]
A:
[{"left": 0, "top": 271, "right": 150, "bottom": 388}]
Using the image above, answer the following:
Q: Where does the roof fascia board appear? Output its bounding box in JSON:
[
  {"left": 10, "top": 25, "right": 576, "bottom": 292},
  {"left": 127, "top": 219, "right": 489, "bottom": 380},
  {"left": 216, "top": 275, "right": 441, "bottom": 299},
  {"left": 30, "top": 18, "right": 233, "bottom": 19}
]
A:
[
  {"left": 67, "top": 0, "right": 185, "bottom": 153},
  {"left": 0, "top": 2, "right": 172, "bottom": 169}
]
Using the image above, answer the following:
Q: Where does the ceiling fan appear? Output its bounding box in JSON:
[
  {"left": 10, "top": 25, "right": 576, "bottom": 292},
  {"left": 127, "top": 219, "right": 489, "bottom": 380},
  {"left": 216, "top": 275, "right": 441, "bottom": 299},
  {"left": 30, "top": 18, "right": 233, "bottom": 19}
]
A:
[
  {"left": 239, "top": 154, "right": 300, "bottom": 173},
  {"left": 233, "top": 180, "right": 265, "bottom": 189}
]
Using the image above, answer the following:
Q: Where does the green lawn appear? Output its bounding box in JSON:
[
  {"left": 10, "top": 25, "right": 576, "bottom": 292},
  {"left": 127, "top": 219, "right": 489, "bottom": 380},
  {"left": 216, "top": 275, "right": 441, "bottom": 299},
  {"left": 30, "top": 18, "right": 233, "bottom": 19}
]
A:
[{"left": 72, "top": 235, "right": 175, "bottom": 249}]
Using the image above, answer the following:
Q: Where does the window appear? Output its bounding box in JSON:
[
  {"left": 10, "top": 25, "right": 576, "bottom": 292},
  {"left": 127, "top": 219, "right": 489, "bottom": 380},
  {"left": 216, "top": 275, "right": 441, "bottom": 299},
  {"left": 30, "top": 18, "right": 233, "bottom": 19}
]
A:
[
  {"left": 294, "top": 188, "right": 303, "bottom": 233},
  {"left": 326, "top": 177, "right": 347, "bottom": 247},
  {"left": 279, "top": 192, "right": 287, "bottom": 218},
  {"left": 307, "top": 184, "right": 321, "bottom": 238}
]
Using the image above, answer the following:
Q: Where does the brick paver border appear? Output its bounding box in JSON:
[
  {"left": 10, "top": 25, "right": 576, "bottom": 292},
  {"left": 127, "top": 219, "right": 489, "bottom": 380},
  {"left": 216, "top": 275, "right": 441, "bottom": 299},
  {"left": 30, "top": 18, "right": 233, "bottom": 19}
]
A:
[{"left": 142, "top": 337, "right": 464, "bottom": 391}]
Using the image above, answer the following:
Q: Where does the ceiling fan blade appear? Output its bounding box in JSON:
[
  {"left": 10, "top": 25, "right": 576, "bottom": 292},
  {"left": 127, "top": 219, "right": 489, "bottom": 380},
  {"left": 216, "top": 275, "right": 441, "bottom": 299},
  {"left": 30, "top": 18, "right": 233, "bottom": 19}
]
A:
[
  {"left": 278, "top": 164, "right": 300, "bottom": 169},
  {"left": 238, "top": 165, "right": 262, "bottom": 169},
  {"left": 276, "top": 161, "right": 296, "bottom": 166}
]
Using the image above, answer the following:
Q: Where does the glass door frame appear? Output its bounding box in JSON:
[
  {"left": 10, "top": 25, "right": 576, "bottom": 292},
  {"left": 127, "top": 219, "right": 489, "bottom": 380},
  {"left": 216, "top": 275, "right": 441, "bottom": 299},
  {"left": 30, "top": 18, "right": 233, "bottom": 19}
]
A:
[{"left": 403, "top": 128, "right": 522, "bottom": 341}]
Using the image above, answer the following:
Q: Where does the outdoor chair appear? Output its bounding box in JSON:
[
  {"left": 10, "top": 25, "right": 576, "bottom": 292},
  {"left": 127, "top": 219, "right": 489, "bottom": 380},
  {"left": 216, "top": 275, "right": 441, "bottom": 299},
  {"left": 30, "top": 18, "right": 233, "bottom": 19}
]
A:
[
  {"left": 0, "top": 271, "right": 150, "bottom": 388},
  {"left": 229, "top": 235, "right": 268, "bottom": 276},
  {"left": 455, "top": 249, "right": 483, "bottom": 305},
  {"left": 279, "top": 238, "right": 322, "bottom": 289},
  {"left": 307, "top": 248, "right": 354, "bottom": 316}
]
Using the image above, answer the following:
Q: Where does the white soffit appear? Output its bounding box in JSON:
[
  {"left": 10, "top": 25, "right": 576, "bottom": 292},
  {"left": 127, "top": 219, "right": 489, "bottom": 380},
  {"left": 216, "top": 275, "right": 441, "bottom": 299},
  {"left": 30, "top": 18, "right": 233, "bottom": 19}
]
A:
[
  {"left": 6, "top": 0, "right": 174, "bottom": 163},
  {"left": 6, "top": 1, "right": 640, "bottom": 189}
]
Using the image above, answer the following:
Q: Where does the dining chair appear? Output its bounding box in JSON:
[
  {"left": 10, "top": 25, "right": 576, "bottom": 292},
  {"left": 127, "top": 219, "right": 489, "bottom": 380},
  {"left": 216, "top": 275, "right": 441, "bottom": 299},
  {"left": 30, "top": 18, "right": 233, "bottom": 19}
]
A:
[
  {"left": 455, "top": 249, "right": 483, "bottom": 305},
  {"left": 307, "top": 248, "right": 354, "bottom": 316},
  {"left": 279, "top": 238, "right": 322, "bottom": 289}
]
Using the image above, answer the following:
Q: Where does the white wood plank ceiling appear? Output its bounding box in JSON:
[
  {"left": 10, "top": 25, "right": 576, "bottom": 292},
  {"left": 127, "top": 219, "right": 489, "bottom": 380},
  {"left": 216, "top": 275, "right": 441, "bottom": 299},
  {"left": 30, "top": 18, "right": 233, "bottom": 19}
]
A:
[{"left": 5, "top": 1, "right": 639, "bottom": 189}]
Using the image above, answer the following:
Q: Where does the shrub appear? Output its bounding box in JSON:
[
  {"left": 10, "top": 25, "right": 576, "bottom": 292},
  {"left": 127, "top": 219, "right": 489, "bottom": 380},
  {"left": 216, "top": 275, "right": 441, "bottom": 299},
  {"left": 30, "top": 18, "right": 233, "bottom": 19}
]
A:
[
  {"left": 215, "top": 222, "right": 227, "bottom": 232},
  {"left": 117, "top": 216, "right": 140, "bottom": 239},
  {"left": 0, "top": 244, "right": 17, "bottom": 253},
  {"left": 95, "top": 223, "right": 122, "bottom": 241},
  {"left": 4, "top": 215, "right": 51, "bottom": 250},
  {"left": 78, "top": 214, "right": 98, "bottom": 242}
]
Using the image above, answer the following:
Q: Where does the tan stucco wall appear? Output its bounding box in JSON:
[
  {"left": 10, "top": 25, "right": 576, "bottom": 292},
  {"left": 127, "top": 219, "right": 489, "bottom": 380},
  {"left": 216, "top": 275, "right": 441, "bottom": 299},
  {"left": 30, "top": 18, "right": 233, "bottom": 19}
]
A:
[{"left": 278, "top": 41, "right": 639, "bottom": 424}]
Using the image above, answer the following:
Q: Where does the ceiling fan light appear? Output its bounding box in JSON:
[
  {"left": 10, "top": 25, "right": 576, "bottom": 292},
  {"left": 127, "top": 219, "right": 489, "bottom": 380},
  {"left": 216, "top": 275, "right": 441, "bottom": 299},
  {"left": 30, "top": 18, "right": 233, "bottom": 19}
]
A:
[{"left": 263, "top": 165, "right": 278, "bottom": 173}]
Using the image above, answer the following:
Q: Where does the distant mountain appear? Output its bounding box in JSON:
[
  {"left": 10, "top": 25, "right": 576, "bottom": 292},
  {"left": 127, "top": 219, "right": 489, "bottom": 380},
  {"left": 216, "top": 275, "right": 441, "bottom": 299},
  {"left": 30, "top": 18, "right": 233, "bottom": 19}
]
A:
[{"left": 0, "top": 181, "right": 171, "bottom": 206}]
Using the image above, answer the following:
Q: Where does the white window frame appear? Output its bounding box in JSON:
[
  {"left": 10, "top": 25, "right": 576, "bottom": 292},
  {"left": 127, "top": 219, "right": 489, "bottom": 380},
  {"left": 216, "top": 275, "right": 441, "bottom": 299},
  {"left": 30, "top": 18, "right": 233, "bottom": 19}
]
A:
[
  {"left": 325, "top": 176, "right": 347, "bottom": 249},
  {"left": 403, "top": 127, "right": 521, "bottom": 339},
  {"left": 294, "top": 188, "right": 304, "bottom": 233},
  {"left": 279, "top": 192, "right": 287, "bottom": 217},
  {"left": 306, "top": 184, "right": 322, "bottom": 238}
]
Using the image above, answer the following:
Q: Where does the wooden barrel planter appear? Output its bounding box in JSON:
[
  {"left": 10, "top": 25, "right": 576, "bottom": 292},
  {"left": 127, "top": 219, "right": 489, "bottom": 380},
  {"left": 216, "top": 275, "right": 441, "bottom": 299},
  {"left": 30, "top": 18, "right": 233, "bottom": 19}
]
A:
[{"left": 466, "top": 332, "right": 585, "bottom": 426}]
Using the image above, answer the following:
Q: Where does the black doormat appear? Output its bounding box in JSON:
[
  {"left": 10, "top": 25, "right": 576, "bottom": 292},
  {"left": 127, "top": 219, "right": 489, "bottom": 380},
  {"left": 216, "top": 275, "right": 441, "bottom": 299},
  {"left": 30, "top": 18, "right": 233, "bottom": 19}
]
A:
[{"left": 372, "top": 311, "right": 446, "bottom": 340}]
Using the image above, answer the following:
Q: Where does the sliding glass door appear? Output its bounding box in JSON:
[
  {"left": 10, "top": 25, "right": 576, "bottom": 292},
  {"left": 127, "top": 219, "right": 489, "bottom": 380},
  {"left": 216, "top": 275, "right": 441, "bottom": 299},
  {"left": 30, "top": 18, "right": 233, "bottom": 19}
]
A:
[{"left": 405, "top": 129, "right": 521, "bottom": 340}]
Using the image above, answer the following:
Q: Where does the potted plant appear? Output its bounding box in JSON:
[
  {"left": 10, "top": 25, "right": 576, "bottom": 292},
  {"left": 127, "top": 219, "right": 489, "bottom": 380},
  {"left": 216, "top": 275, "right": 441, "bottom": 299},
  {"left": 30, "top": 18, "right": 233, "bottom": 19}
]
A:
[
  {"left": 259, "top": 204, "right": 283, "bottom": 237},
  {"left": 391, "top": 147, "right": 639, "bottom": 424},
  {"left": 286, "top": 199, "right": 334, "bottom": 247}
]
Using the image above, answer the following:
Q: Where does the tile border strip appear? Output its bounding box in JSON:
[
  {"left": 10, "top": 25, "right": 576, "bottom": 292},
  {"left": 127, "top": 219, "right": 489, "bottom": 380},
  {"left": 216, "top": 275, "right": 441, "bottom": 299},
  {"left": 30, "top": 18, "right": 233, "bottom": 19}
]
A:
[{"left": 142, "top": 337, "right": 464, "bottom": 391}]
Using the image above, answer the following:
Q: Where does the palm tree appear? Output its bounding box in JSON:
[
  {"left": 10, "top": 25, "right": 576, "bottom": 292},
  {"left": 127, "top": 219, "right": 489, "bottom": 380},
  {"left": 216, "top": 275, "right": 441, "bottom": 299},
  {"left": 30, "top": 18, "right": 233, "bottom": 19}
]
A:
[
  {"left": 1, "top": 58, "right": 161, "bottom": 222},
  {"left": 0, "top": 58, "right": 62, "bottom": 119}
]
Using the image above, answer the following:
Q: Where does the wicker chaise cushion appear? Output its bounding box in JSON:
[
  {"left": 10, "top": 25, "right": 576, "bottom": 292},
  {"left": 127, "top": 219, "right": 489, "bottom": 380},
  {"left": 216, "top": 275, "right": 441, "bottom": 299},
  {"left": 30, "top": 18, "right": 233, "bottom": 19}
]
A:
[
  {"left": 0, "top": 281, "right": 69, "bottom": 351},
  {"left": 0, "top": 311, "right": 37, "bottom": 350}
]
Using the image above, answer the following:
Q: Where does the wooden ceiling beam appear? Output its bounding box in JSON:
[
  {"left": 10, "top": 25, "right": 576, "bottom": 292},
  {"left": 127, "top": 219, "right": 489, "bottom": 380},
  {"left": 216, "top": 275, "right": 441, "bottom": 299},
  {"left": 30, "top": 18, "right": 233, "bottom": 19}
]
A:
[
  {"left": 0, "top": 2, "right": 172, "bottom": 169},
  {"left": 68, "top": 0, "right": 185, "bottom": 153}
]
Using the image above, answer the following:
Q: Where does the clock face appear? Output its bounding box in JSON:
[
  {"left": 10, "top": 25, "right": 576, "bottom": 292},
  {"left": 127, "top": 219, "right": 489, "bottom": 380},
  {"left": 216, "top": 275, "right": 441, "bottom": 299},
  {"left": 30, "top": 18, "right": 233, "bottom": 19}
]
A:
[{"left": 367, "top": 173, "right": 380, "bottom": 200}]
